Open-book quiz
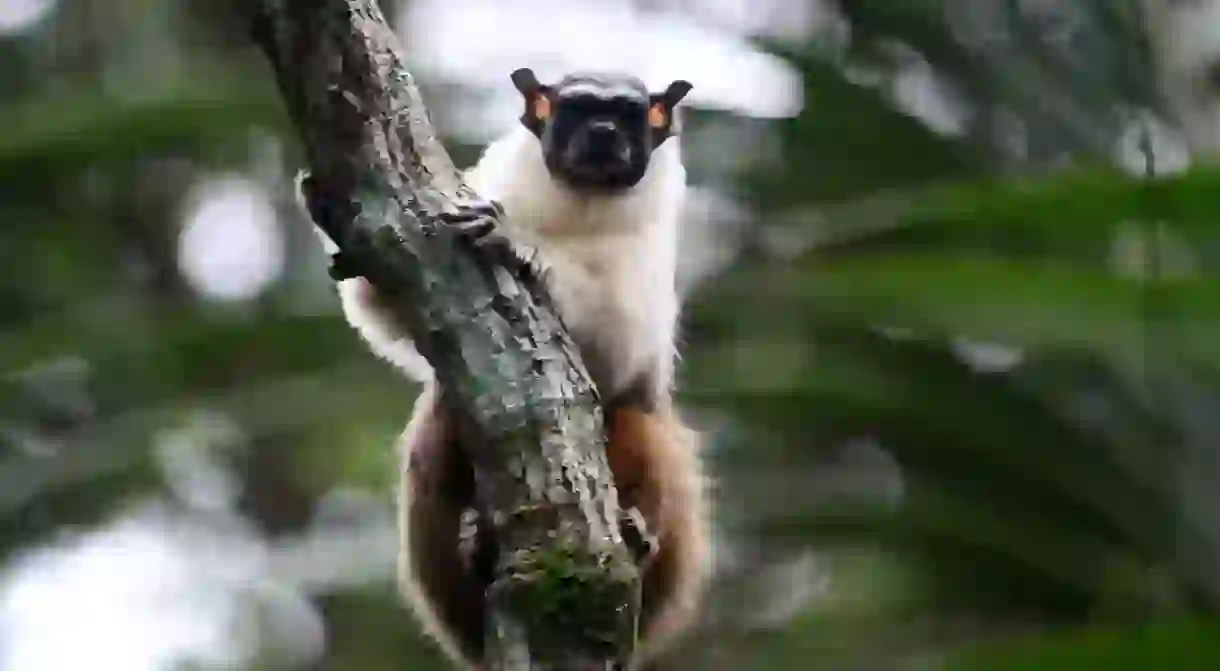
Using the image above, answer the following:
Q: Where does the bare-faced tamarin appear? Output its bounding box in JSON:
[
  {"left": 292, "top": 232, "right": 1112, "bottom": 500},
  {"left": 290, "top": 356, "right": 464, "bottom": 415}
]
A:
[{"left": 299, "top": 68, "right": 709, "bottom": 669}]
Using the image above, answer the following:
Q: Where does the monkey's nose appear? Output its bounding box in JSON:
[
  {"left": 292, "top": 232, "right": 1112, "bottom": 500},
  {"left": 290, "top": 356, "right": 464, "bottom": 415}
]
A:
[
  {"left": 586, "top": 121, "right": 618, "bottom": 150},
  {"left": 588, "top": 120, "right": 616, "bottom": 138}
]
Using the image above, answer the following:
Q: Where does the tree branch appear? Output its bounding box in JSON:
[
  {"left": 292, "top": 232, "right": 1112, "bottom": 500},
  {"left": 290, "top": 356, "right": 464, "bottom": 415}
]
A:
[{"left": 249, "top": 1, "right": 642, "bottom": 668}]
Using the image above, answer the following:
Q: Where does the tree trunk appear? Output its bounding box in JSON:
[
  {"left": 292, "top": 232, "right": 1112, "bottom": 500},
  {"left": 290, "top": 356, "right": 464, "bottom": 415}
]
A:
[{"left": 249, "top": 2, "right": 642, "bottom": 668}]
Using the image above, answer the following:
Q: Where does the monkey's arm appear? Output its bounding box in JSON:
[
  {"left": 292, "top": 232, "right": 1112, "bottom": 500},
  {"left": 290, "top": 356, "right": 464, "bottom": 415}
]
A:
[
  {"left": 398, "top": 386, "right": 495, "bottom": 667},
  {"left": 297, "top": 172, "right": 529, "bottom": 382}
]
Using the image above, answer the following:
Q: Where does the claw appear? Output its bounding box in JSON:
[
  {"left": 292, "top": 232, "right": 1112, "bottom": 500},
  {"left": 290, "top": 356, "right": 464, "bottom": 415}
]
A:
[
  {"left": 441, "top": 200, "right": 505, "bottom": 244},
  {"left": 443, "top": 200, "right": 536, "bottom": 276},
  {"left": 439, "top": 199, "right": 505, "bottom": 226},
  {"left": 620, "top": 505, "right": 658, "bottom": 566}
]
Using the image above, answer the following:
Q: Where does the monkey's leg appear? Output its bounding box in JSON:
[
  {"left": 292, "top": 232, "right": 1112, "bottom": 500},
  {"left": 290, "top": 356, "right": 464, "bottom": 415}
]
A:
[
  {"left": 606, "top": 404, "right": 710, "bottom": 667},
  {"left": 399, "top": 385, "right": 494, "bottom": 667}
]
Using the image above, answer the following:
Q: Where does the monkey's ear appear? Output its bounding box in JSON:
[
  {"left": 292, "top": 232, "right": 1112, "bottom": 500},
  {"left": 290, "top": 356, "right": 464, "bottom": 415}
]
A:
[
  {"left": 511, "top": 68, "right": 553, "bottom": 136},
  {"left": 657, "top": 80, "right": 693, "bottom": 108},
  {"left": 510, "top": 68, "right": 542, "bottom": 96},
  {"left": 648, "top": 80, "right": 693, "bottom": 140}
]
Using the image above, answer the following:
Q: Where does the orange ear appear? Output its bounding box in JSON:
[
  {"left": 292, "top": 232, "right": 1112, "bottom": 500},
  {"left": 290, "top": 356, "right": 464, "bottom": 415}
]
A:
[
  {"left": 533, "top": 96, "right": 552, "bottom": 121},
  {"left": 649, "top": 103, "right": 667, "bottom": 129}
]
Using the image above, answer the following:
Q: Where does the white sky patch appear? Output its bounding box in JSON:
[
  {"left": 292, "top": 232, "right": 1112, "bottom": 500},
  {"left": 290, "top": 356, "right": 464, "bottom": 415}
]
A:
[
  {"left": 676, "top": 186, "right": 749, "bottom": 295},
  {"left": 0, "top": 502, "right": 317, "bottom": 671},
  {"left": 0, "top": 409, "right": 398, "bottom": 671},
  {"left": 153, "top": 409, "right": 245, "bottom": 513},
  {"left": 950, "top": 337, "right": 1024, "bottom": 374},
  {"left": 177, "top": 175, "right": 285, "bottom": 303},
  {"left": 891, "top": 52, "right": 972, "bottom": 137},
  {"left": 1109, "top": 219, "right": 1199, "bottom": 282},
  {"left": 670, "top": 0, "right": 838, "bottom": 44},
  {"left": 0, "top": 0, "right": 55, "bottom": 35},
  {"left": 1143, "top": 0, "right": 1220, "bottom": 155},
  {"left": 1113, "top": 111, "right": 1192, "bottom": 177},
  {"left": 744, "top": 550, "right": 828, "bottom": 629},
  {"left": 400, "top": 0, "right": 803, "bottom": 140}
]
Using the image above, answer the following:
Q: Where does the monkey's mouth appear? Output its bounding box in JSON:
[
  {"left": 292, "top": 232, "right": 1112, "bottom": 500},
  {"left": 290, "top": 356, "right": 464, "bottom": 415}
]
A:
[
  {"left": 565, "top": 123, "right": 635, "bottom": 172},
  {"left": 565, "top": 144, "right": 634, "bottom": 178}
]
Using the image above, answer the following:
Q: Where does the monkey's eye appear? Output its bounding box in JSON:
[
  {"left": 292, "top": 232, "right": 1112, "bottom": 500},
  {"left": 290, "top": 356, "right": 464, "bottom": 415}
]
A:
[
  {"left": 562, "top": 96, "right": 605, "bottom": 117},
  {"left": 563, "top": 95, "right": 647, "bottom": 120},
  {"left": 623, "top": 100, "right": 647, "bottom": 114},
  {"left": 606, "top": 101, "right": 647, "bottom": 129},
  {"left": 612, "top": 99, "right": 647, "bottom": 118}
]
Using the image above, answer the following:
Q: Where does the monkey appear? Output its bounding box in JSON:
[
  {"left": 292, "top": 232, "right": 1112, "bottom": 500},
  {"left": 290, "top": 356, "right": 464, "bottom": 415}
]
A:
[{"left": 298, "top": 68, "right": 709, "bottom": 669}]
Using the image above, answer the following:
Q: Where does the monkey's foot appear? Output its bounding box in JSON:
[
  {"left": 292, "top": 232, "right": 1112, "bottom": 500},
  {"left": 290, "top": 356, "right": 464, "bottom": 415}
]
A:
[
  {"left": 327, "top": 251, "right": 362, "bottom": 281},
  {"left": 620, "top": 505, "right": 659, "bottom": 566}
]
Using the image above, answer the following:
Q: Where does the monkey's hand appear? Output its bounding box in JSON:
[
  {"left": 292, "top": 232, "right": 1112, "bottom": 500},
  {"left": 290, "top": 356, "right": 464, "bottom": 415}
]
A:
[
  {"left": 325, "top": 199, "right": 537, "bottom": 282},
  {"left": 296, "top": 172, "right": 363, "bottom": 283},
  {"left": 442, "top": 198, "right": 506, "bottom": 224},
  {"left": 327, "top": 251, "right": 361, "bottom": 281},
  {"left": 441, "top": 200, "right": 540, "bottom": 279}
]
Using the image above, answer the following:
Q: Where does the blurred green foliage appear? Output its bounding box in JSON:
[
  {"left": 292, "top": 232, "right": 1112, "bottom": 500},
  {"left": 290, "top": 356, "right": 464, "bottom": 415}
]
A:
[{"left": 3, "top": 0, "right": 1220, "bottom": 669}]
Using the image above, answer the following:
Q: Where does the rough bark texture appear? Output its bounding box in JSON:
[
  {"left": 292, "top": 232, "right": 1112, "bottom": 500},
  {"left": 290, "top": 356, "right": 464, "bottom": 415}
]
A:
[{"left": 250, "top": 1, "right": 641, "bottom": 668}]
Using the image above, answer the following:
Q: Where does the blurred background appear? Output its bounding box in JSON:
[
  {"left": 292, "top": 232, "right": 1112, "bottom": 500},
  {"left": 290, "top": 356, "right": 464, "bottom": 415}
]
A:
[{"left": 4, "top": 0, "right": 1220, "bottom": 668}]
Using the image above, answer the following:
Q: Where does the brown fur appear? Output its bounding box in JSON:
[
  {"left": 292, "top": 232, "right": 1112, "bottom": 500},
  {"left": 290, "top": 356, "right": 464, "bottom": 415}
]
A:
[
  {"left": 608, "top": 405, "right": 710, "bottom": 665},
  {"left": 397, "top": 385, "right": 709, "bottom": 669}
]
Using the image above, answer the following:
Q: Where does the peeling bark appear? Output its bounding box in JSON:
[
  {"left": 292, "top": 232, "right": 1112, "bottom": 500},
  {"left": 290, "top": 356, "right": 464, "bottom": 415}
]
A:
[{"left": 250, "top": 2, "right": 641, "bottom": 668}]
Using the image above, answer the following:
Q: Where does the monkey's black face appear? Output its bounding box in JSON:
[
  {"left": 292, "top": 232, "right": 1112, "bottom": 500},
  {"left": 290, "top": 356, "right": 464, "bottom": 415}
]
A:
[
  {"left": 543, "top": 89, "right": 654, "bottom": 191},
  {"left": 512, "top": 69, "right": 691, "bottom": 191}
]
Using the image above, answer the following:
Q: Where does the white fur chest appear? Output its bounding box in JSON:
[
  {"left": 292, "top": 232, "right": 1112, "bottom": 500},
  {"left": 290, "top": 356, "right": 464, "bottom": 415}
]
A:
[
  {"left": 463, "top": 125, "right": 684, "bottom": 398},
  {"left": 537, "top": 230, "right": 666, "bottom": 396}
]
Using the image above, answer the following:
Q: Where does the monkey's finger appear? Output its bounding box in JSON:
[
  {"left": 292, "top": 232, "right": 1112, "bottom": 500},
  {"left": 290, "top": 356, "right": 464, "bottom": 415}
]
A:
[
  {"left": 440, "top": 199, "right": 504, "bottom": 225},
  {"left": 464, "top": 198, "right": 506, "bottom": 219}
]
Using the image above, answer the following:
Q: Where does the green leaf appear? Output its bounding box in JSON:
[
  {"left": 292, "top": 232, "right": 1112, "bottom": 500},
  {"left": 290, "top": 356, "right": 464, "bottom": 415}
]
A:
[
  {"left": 743, "top": 45, "right": 985, "bottom": 209},
  {"left": 700, "top": 254, "right": 1220, "bottom": 370},
  {"left": 808, "top": 166, "right": 1220, "bottom": 268},
  {"left": 944, "top": 618, "right": 1220, "bottom": 670},
  {"left": 0, "top": 77, "right": 285, "bottom": 182}
]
